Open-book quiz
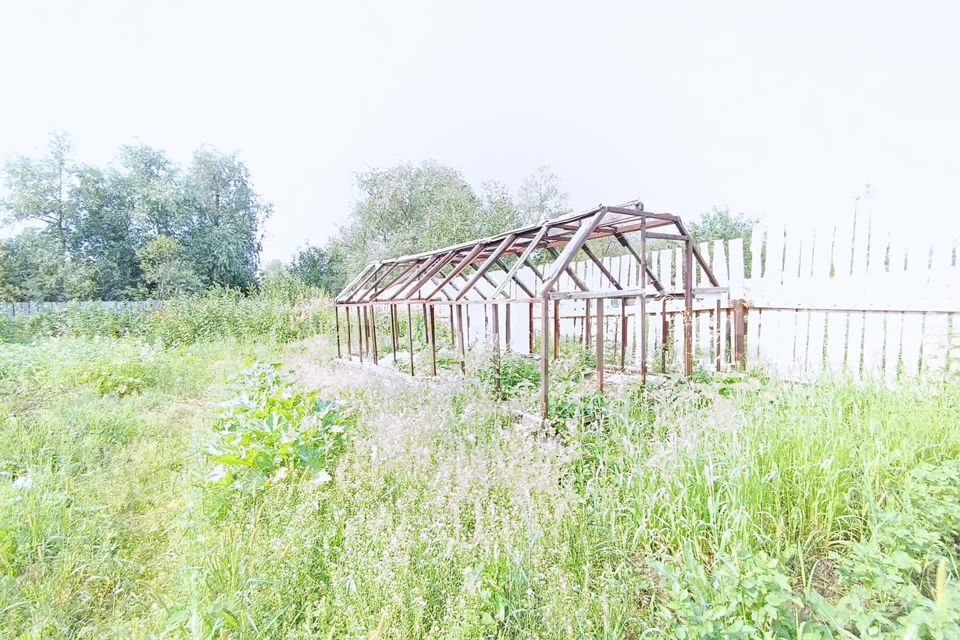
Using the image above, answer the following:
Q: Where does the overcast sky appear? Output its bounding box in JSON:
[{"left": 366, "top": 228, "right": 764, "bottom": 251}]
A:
[{"left": 1, "top": 0, "right": 958, "bottom": 262}]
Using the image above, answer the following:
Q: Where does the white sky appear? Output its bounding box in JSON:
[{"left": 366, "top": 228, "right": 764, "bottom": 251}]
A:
[{"left": 1, "top": 0, "right": 958, "bottom": 262}]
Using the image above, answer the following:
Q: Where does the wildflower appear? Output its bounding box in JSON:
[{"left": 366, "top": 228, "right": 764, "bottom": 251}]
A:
[
  {"left": 311, "top": 469, "right": 332, "bottom": 486},
  {"left": 206, "top": 465, "right": 227, "bottom": 483},
  {"left": 271, "top": 466, "right": 289, "bottom": 483}
]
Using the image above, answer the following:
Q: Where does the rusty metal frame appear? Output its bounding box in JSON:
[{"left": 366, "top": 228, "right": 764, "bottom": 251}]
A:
[{"left": 333, "top": 200, "right": 727, "bottom": 419}]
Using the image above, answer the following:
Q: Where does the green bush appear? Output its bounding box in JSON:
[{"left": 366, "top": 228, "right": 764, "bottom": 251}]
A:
[
  {"left": 75, "top": 360, "right": 158, "bottom": 397},
  {"left": 206, "top": 363, "right": 353, "bottom": 490},
  {"left": 652, "top": 458, "right": 960, "bottom": 639},
  {"left": 0, "top": 288, "right": 333, "bottom": 346},
  {"left": 478, "top": 354, "right": 540, "bottom": 399}
]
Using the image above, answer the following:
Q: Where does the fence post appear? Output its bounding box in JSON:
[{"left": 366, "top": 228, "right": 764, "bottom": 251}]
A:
[{"left": 731, "top": 299, "right": 748, "bottom": 370}]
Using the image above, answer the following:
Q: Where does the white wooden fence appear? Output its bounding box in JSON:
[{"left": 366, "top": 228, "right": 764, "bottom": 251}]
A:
[{"left": 461, "top": 213, "right": 959, "bottom": 382}]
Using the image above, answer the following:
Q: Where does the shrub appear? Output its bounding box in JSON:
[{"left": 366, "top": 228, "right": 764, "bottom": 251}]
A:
[
  {"left": 0, "top": 288, "right": 333, "bottom": 346},
  {"left": 478, "top": 354, "right": 540, "bottom": 399},
  {"left": 206, "top": 363, "right": 353, "bottom": 490}
]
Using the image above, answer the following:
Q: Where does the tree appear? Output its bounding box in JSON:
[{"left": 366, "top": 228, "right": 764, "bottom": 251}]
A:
[
  {"left": 181, "top": 148, "right": 271, "bottom": 290},
  {"left": 137, "top": 235, "right": 201, "bottom": 299},
  {"left": 69, "top": 166, "right": 142, "bottom": 299},
  {"left": 2, "top": 230, "right": 97, "bottom": 301},
  {"left": 1, "top": 131, "right": 75, "bottom": 253},
  {"left": 118, "top": 144, "right": 184, "bottom": 239},
  {"left": 688, "top": 207, "right": 758, "bottom": 276},
  {"left": 478, "top": 181, "right": 522, "bottom": 234},
  {"left": 0, "top": 243, "right": 23, "bottom": 302},
  {"left": 334, "top": 161, "right": 571, "bottom": 283},
  {"left": 517, "top": 165, "right": 569, "bottom": 224},
  {"left": 290, "top": 243, "right": 348, "bottom": 295},
  {"left": 688, "top": 207, "right": 757, "bottom": 243},
  {"left": 339, "top": 161, "right": 484, "bottom": 274}
]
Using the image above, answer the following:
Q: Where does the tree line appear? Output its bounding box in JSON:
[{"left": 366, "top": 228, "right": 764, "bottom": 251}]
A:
[
  {"left": 286, "top": 162, "right": 756, "bottom": 293},
  {"left": 2, "top": 133, "right": 754, "bottom": 301},
  {"left": 286, "top": 162, "right": 573, "bottom": 294},
  {"left": 0, "top": 132, "right": 270, "bottom": 301}
]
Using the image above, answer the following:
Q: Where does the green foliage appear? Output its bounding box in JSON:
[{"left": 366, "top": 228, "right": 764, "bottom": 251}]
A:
[
  {"left": 1, "top": 133, "right": 270, "bottom": 301},
  {"left": 688, "top": 207, "right": 758, "bottom": 276},
  {"left": 688, "top": 207, "right": 757, "bottom": 243},
  {"left": 207, "top": 363, "right": 352, "bottom": 490},
  {"left": 136, "top": 234, "right": 201, "bottom": 298},
  {"left": 336, "top": 162, "right": 566, "bottom": 282},
  {"left": 652, "top": 548, "right": 801, "bottom": 639},
  {"left": 479, "top": 354, "right": 540, "bottom": 399},
  {"left": 2, "top": 306, "right": 960, "bottom": 638},
  {"left": 516, "top": 164, "right": 570, "bottom": 224},
  {"left": 652, "top": 459, "right": 960, "bottom": 639},
  {"left": 289, "top": 243, "right": 348, "bottom": 295},
  {"left": 807, "top": 460, "right": 960, "bottom": 638},
  {"left": 74, "top": 360, "right": 158, "bottom": 397},
  {"left": 0, "top": 287, "right": 333, "bottom": 346},
  {"left": 180, "top": 147, "right": 272, "bottom": 291}
]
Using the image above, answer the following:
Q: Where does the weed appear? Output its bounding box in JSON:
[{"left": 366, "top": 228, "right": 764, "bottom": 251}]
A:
[{"left": 206, "top": 363, "right": 352, "bottom": 490}]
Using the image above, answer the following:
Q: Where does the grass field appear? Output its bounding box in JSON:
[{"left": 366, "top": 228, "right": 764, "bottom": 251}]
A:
[{"left": 1, "top": 298, "right": 959, "bottom": 638}]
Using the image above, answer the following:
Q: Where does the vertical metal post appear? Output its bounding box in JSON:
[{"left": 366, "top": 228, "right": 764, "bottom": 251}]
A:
[
  {"left": 334, "top": 306, "right": 342, "bottom": 358},
  {"left": 505, "top": 302, "right": 511, "bottom": 352},
  {"left": 528, "top": 302, "right": 534, "bottom": 353},
  {"left": 356, "top": 307, "right": 364, "bottom": 363},
  {"left": 540, "top": 296, "right": 550, "bottom": 419},
  {"left": 370, "top": 305, "right": 379, "bottom": 365},
  {"left": 407, "top": 304, "right": 415, "bottom": 375},
  {"left": 640, "top": 219, "right": 648, "bottom": 382},
  {"left": 619, "top": 298, "right": 627, "bottom": 369},
  {"left": 585, "top": 299, "right": 592, "bottom": 348},
  {"left": 429, "top": 304, "right": 437, "bottom": 376},
  {"left": 684, "top": 239, "right": 694, "bottom": 377},
  {"left": 422, "top": 303, "right": 430, "bottom": 347},
  {"left": 346, "top": 305, "right": 353, "bottom": 357},
  {"left": 661, "top": 300, "right": 669, "bottom": 372},
  {"left": 596, "top": 298, "right": 604, "bottom": 392},
  {"left": 491, "top": 303, "right": 501, "bottom": 396},
  {"left": 449, "top": 303, "right": 456, "bottom": 348},
  {"left": 456, "top": 303, "right": 466, "bottom": 374},
  {"left": 715, "top": 299, "right": 722, "bottom": 371},
  {"left": 553, "top": 299, "right": 560, "bottom": 360},
  {"left": 390, "top": 304, "right": 398, "bottom": 364},
  {"left": 732, "top": 299, "right": 747, "bottom": 370}
]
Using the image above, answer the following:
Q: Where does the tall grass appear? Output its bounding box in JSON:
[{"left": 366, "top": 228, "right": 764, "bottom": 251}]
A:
[
  {"left": 1, "top": 321, "right": 958, "bottom": 637},
  {"left": 0, "top": 280, "right": 333, "bottom": 346}
]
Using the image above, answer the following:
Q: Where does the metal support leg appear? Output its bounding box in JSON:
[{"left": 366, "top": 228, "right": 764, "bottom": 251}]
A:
[
  {"left": 429, "top": 305, "right": 437, "bottom": 376},
  {"left": 661, "top": 300, "right": 669, "bottom": 372},
  {"left": 620, "top": 298, "right": 627, "bottom": 369},
  {"left": 357, "top": 307, "right": 364, "bottom": 363},
  {"left": 334, "top": 306, "right": 342, "bottom": 358},
  {"left": 540, "top": 296, "right": 550, "bottom": 419},
  {"left": 684, "top": 239, "right": 694, "bottom": 377},
  {"left": 346, "top": 307, "right": 353, "bottom": 357},
  {"left": 449, "top": 304, "right": 455, "bottom": 348},
  {"left": 491, "top": 303, "right": 500, "bottom": 396},
  {"left": 390, "top": 304, "right": 398, "bottom": 364},
  {"left": 528, "top": 302, "right": 534, "bottom": 353},
  {"left": 456, "top": 303, "right": 466, "bottom": 374},
  {"left": 370, "top": 305, "right": 379, "bottom": 365},
  {"left": 585, "top": 299, "right": 592, "bottom": 348},
  {"left": 596, "top": 298, "right": 604, "bottom": 392},
  {"left": 407, "top": 304, "right": 415, "bottom": 375},
  {"left": 505, "top": 302, "right": 511, "bottom": 352},
  {"left": 553, "top": 299, "right": 560, "bottom": 360}
]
